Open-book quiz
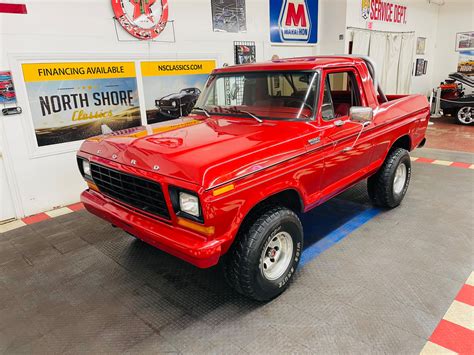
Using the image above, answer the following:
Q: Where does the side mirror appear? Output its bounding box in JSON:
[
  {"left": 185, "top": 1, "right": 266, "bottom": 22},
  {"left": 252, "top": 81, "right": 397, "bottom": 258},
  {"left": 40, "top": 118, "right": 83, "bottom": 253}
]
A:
[{"left": 349, "top": 106, "right": 373, "bottom": 124}]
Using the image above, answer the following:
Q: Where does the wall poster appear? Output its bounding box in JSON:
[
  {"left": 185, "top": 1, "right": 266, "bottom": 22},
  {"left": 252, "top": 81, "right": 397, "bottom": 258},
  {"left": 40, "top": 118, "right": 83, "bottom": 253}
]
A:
[
  {"left": 141, "top": 60, "right": 216, "bottom": 124},
  {"left": 234, "top": 41, "right": 256, "bottom": 64},
  {"left": 22, "top": 62, "right": 141, "bottom": 147},
  {"left": 416, "top": 37, "right": 426, "bottom": 55},
  {"left": 458, "top": 51, "right": 474, "bottom": 76},
  {"left": 0, "top": 71, "right": 16, "bottom": 104},
  {"left": 270, "top": 0, "right": 318, "bottom": 44},
  {"left": 455, "top": 32, "right": 474, "bottom": 52},
  {"left": 211, "top": 0, "right": 246, "bottom": 33},
  {"left": 414, "top": 58, "right": 424, "bottom": 76}
]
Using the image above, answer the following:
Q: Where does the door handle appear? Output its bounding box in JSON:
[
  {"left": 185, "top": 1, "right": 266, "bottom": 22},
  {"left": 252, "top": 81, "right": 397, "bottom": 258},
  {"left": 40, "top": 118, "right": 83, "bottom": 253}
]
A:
[{"left": 334, "top": 120, "right": 345, "bottom": 127}]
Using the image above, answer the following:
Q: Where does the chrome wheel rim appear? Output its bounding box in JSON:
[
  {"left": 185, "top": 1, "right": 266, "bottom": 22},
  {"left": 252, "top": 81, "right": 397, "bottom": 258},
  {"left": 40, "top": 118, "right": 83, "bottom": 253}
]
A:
[
  {"left": 393, "top": 163, "right": 407, "bottom": 195},
  {"left": 457, "top": 107, "right": 473, "bottom": 124},
  {"left": 260, "top": 231, "right": 293, "bottom": 281}
]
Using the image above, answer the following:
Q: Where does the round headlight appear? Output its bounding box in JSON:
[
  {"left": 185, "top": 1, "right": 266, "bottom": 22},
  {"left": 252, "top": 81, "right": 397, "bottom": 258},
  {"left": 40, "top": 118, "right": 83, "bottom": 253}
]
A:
[
  {"left": 179, "top": 192, "right": 200, "bottom": 217},
  {"left": 82, "top": 160, "right": 91, "bottom": 177},
  {"left": 171, "top": 101, "right": 177, "bottom": 107}
]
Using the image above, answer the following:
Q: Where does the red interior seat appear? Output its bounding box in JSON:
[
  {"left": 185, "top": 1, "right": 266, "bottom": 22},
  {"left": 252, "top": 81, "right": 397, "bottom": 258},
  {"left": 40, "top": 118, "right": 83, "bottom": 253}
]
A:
[{"left": 334, "top": 103, "right": 350, "bottom": 117}]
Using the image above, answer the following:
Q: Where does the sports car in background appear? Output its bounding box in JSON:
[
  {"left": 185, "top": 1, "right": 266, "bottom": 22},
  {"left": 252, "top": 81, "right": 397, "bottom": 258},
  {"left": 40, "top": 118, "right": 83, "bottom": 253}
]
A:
[
  {"left": 155, "top": 88, "right": 201, "bottom": 118},
  {"left": 0, "top": 86, "right": 15, "bottom": 100},
  {"left": 438, "top": 73, "right": 474, "bottom": 125}
]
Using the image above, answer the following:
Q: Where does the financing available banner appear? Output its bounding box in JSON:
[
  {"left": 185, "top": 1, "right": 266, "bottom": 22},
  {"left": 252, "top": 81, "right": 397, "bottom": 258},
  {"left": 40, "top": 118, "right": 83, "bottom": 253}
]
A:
[
  {"left": 22, "top": 62, "right": 141, "bottom": 147},
  {"left": 141, "top": 60, "right": 216, "bottom": 124}
]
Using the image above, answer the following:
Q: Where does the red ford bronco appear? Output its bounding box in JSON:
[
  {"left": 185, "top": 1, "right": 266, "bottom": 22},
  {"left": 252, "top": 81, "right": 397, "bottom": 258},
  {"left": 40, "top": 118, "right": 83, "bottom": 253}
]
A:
[{"left": 77, "top": 56, "right": 429, "bottom": 301}]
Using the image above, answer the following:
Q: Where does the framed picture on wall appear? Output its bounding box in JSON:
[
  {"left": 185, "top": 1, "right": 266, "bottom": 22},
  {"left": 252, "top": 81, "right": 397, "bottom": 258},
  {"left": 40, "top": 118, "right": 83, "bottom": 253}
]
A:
[
  {"left": 416, "top": 37, "right": 426, "bottom": 55},
  {"left": 234, "top": 41, "right": 256, "bottom": 64},
  {"left": 457, "top": 51, "right": 474, "bottom": 75},
  {"left": 0, "top": 71, "right": 17, "bottom": 104},
  {"left": 211, "top": 0, "right": 247, "bottom": 33},
  {"left": 415, "top": 58, "right": 424, "bottom": 76},
  {"left": 455, "top": 31, "right": 474, "bottom": 52}
]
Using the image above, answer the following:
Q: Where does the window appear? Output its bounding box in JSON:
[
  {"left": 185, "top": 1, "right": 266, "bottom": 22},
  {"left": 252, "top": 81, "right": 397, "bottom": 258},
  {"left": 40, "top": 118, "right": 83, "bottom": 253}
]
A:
[
  {"left": 195, "top": 71, "right": 319, "bottom": 120},
  {"left": 321, "top": 71, "right": 361, "bottom": 121}
]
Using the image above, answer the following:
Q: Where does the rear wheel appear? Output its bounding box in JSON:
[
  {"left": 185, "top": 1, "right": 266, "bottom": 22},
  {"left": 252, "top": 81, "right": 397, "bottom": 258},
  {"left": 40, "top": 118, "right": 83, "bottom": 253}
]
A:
[
  {"left": 368, "top": 148, "right": 411, "bottom": 208},
  {"left": 223, "top": 206, "right": 303, "bottom": 301},
  {"left": 456, "top": 106, "right": 474, "bottom": 125}
]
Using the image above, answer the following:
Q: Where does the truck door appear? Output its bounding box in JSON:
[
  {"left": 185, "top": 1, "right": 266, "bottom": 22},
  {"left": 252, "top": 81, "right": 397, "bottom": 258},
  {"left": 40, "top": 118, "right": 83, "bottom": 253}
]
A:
[{"left": 318, "top": 68, "right": 374, "bottom": 198}]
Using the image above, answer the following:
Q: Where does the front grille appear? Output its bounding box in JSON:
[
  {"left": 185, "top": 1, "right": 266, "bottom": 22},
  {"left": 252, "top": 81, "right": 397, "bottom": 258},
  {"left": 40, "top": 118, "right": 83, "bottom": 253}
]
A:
[{"left": 90, "top": 163, "right": 170, "bottom": 220}]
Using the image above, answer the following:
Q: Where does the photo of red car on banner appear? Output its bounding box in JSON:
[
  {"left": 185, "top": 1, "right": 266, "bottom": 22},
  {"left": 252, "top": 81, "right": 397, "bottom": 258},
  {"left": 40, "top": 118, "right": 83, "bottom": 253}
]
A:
[
  {"left": 0, "top": 71, "right": 16, "bottom": 104},
  {"left": 112, "top": 0, "right": 169, "bottom": 40}
]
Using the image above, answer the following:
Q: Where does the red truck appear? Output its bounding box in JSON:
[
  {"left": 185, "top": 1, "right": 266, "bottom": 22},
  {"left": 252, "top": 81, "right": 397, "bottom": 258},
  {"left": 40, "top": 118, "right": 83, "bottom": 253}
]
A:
[{"left": 77, "top": 56, "right": 429, "bottom": 301}]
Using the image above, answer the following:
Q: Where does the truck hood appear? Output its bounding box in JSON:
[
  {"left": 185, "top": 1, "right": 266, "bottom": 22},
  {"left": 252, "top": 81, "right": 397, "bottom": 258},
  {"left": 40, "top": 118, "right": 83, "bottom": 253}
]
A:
[{"left": 80, "top": 116, "right": 318, "bottom": 189}]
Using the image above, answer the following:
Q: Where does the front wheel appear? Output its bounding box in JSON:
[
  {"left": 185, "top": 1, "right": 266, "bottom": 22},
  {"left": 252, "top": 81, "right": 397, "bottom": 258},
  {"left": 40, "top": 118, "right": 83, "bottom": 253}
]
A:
[
  {"left": 456, "top": 106, "right": 474, "bottom": 125},
  {"left": 224, "top": 206, "right": 303, "bottom": 301},
  {"left": 368, "top": 148, "right": 411, "bottom": 208}
]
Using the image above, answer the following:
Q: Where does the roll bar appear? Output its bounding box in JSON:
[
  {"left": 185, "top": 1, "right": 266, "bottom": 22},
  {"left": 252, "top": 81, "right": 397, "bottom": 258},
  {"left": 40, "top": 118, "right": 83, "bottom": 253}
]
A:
[
  {"left": 348, "top": 55, "right": 388, "bottom": 103},
  {"left": 329, "top": 55, "right": 388, "bottom": 103}
]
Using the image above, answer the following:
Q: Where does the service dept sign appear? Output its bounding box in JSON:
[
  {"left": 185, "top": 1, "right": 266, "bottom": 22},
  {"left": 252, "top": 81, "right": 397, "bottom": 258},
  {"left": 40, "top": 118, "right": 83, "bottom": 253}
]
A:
[
  {"left": 270, "top": 0, "right": 318, "bottom": 44},
  {"left": 112, "top": 0, "right": 169, "bottom": 40},
  {"left": 361, "top": 0, "right": 407, "bottom": 24}
]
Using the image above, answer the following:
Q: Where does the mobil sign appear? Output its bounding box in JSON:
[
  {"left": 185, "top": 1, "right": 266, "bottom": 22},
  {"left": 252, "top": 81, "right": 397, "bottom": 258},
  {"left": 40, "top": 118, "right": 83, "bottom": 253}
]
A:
[{"left": 270, "top": 0, "right": 318, "bottom": 44}]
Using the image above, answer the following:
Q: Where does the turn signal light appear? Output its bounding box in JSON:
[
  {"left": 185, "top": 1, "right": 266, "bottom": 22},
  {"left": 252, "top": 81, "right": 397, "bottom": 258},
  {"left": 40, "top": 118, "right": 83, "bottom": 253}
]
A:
[
  {"left": 177, "top": 217, "right": 215, "bottom": 236},
  {"left": 87, "top": 181, "right": 99, "bottom": 192},
  {"left": 212, "top": 184, "right": 235, "bottom": 196}
]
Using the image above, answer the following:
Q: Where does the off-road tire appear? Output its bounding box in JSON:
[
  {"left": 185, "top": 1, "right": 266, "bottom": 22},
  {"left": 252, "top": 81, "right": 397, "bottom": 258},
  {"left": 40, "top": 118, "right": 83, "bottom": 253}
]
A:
[
  {"left": 223, "top": 206, "right": 303, "bottom": 301},
  {"left": 367, "top": 148, "right": 411, "bottom": 208}
]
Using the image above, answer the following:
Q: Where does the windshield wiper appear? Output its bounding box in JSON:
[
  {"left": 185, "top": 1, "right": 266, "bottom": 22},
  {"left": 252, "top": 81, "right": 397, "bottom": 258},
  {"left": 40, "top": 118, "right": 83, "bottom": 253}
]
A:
[
  {"left": 227, "top": 109, "right": 263, "bottom": 123},
  {"left": 192, "top": 106, "right": 211, "bottom": 118}
]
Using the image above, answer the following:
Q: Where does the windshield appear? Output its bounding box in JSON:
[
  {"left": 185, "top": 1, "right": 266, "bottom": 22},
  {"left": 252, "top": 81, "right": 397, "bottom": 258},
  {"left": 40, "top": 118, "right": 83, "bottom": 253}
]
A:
[{"left": 194, "top": 71, "right": 319, "bottom": 120}]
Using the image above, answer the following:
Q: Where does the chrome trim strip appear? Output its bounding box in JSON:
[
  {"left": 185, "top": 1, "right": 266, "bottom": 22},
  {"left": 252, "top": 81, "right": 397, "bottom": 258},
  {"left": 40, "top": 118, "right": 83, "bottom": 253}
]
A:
[{"left": 205, "top": 142, "right": 332, "bottom": 191}]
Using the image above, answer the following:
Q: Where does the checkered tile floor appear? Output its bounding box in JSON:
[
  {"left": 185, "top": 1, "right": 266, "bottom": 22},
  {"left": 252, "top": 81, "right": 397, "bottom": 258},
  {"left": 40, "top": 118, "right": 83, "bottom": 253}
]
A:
[{"left": 0, "top": 150, "right": 472, "bottom": 353}]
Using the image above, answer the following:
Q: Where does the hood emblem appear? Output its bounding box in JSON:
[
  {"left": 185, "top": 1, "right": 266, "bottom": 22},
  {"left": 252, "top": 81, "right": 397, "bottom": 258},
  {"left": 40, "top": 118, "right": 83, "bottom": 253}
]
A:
[
  {"left": 97, "top": 149, "right": 101, "bottom": 154},
  {"left": 153, "top": 165, "right": 160, "bottom": 171},
  {"left": 112, "top": 154, "right": 118, "bottom": 159},
  {"left": 130, "top": 159, "right": 137, "bottom": 165}
]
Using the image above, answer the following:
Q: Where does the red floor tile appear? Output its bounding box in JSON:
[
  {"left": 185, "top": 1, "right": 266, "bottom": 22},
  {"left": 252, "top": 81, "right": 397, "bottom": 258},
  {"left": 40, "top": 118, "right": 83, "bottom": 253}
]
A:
[
  {"left": 429, "top": 319, "right": 474, "bottom": 354},
  {"left": 68, "top": 202, "right": 85, "bottom": 211},
  {"left": 22, "top": 213, "right": 50, "bottom": 224},
  {"left": 415, "top": 157, "right": 435, "bottom": 163},
  {"left": 455, "top": 284, "right": 474, "bottom": 307},
  {"left": 450, "top": 161, "right": 472, "bottom": 169}
]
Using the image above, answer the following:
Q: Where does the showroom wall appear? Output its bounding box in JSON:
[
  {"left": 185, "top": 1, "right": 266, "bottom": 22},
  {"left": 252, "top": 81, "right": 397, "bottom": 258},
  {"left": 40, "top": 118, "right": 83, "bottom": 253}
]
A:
[
  {"left": 433, "top": 0, "right": 474, "bottom": 87},
  {"left": 0, "top": 0, "right": 471, "bottom": 219},
  {"left": 1, "top": 0, "right": 323, "bottom": 218},
  {"left": 345, "top": 0, "right": 440, "bottom": 95}
]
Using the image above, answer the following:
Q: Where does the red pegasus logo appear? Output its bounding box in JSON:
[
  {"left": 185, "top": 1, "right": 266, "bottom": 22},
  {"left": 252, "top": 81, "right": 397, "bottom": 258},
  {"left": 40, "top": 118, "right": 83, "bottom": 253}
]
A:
[
  {"left": 130, "top": 0, "right": 156, "bottom": 22},
  {"left": 112, "top": 0, "right": 169, "bottom": 40}
]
